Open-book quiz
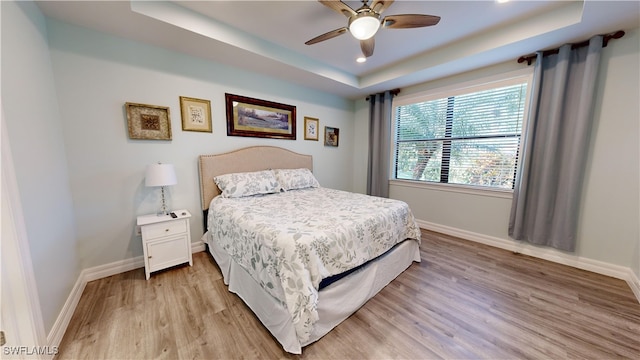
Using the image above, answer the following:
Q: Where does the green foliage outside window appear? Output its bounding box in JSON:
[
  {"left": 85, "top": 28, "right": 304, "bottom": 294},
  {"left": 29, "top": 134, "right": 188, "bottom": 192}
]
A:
[{"left": 394, "top": 82, "right": 528, "bottom": 190}]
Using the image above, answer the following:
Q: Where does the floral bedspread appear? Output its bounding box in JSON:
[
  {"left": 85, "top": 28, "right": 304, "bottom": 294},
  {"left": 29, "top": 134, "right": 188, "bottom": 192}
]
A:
[{"left": 207, "top": 187, "right": 421, "bottom": 343}]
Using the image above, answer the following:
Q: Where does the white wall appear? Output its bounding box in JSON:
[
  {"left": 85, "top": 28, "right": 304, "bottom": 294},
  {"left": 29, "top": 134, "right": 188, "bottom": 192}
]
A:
[
  {"left": 353, "top": 28, "right": 640, "bottom": 280},
  {"left": 582, "top": 27, "right": 639, "bottom": 278},
  {"left": 45, "top": 19, "right": 356, "bottom": 271},
  {"left": 1, "top": 1, "right": 80, "bottom": 334}
]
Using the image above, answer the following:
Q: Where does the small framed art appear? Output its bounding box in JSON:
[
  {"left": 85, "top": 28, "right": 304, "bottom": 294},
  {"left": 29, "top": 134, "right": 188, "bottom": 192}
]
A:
[
  {"left": 304, "top": 117, "right": 319, "bottom": 141},
  {"left": 125, "top": 102, "right": 171, "bottom": 140},
  {"left": 324, "top": 126, "right": 339, "bottom": 147},
  {"left": 180, "top": 96, "right": 212, "bottom": 132}
]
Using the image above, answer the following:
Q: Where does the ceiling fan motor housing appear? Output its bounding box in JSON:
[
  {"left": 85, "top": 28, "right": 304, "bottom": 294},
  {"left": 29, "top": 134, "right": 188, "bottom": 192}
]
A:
[{"left": 348, "top": 8, "right": 381, "bottom": 40}]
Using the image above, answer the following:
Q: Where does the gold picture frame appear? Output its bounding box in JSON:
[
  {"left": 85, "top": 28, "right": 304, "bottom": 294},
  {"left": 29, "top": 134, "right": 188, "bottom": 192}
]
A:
[
  {"left": 180, "top": 96, "right": 212, "bottom": 133},
  {"left": 324, "top": 126, "right": 339, "bottom": 147},
  {"left": 304, "top": 117, "right": 319, "bottom": 141},
  {"left": 225, "top": 93, "right": 296, "bottom": 140},
  {"left": 125, "top": 102, "right": 171, "bottom": 140}
]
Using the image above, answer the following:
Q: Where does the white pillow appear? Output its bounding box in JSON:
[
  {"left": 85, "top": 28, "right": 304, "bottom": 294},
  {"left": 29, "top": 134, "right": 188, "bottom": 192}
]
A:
[
  {"left": 274, "top": 168, "right": 320, "bottom": 191},
  {"left": 214, "top": 170, "right": 281, "bottom": 198}
]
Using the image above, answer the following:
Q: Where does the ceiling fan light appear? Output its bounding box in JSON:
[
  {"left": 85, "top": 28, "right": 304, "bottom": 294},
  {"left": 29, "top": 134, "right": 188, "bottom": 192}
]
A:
[{"left": 349, "top": 14, "right": 380, "bottom": 40}]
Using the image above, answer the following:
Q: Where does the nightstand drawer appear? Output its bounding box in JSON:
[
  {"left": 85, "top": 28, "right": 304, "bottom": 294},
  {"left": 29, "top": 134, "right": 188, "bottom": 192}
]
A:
[{"left": 142, "top": 219, "right": 187, "bottom": 240}]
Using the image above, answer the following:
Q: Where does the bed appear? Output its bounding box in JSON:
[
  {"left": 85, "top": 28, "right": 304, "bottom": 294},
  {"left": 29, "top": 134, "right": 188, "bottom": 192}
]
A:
[{"left": 198, "top": 146, "right": 421, "bottom": 354}]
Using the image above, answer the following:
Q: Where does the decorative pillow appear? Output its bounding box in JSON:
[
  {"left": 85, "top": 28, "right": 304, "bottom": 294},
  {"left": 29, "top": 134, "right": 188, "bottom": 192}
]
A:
[
  {"left": 214, "top": 170, "right": 281, "bottom": 198},
  {"left": 274, "top": 168, "right": 320, "bottom": 191}
]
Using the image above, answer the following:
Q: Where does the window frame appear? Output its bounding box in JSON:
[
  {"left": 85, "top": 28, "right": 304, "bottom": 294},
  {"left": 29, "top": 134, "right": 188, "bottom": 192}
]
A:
[{"left": 391, "top": 69, "right": 533, "bottom": 195}]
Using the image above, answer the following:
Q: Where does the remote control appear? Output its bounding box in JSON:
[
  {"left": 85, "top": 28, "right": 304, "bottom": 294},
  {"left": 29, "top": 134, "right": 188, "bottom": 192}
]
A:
[{"left": 170, "top": 212, "right": 177, "bottom": 218}]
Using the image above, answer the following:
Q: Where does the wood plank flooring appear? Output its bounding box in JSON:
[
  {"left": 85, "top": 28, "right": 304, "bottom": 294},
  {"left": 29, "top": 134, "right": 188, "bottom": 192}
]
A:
[{"left": 56, "top": 230, "right": 640, "bottom": 359}]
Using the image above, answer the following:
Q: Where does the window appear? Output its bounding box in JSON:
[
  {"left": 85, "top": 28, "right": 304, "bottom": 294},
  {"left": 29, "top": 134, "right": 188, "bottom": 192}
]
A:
[{"left": 393, "top": 76, "right": 529, "bottom": 190}]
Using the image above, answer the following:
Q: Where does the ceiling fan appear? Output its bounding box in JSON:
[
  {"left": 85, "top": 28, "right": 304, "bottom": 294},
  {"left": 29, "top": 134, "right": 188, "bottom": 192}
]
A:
[{"left": 305, "top": 0, "right": 441, "bottom": 58}]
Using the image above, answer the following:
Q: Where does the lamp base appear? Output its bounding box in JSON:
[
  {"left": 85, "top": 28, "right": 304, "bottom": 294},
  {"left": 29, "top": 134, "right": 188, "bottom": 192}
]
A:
[{"left": 156, "top": 186, "right": 170, "bottom": 216}]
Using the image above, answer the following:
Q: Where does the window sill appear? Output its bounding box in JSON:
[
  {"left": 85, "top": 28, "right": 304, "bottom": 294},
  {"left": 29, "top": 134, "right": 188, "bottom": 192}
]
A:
[{"left": 389, "top": 179, "right": 513, "bottom": 199}]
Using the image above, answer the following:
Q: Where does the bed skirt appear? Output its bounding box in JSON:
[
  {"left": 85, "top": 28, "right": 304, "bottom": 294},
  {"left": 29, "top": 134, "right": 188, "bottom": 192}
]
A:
[{"left": 202, "top": 232, "right": 420, "bottom": 354}]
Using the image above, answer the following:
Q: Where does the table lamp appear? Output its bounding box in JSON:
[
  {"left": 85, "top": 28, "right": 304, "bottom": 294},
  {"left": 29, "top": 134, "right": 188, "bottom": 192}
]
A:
[{"left": 145, "top": 162, "right": 177, "bottom": 216}]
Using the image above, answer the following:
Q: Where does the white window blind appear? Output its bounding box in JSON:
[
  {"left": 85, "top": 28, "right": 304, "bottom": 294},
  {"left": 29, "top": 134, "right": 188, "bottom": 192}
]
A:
[{"left": 394, "top": 81, "right": 528, "bottom": 190}]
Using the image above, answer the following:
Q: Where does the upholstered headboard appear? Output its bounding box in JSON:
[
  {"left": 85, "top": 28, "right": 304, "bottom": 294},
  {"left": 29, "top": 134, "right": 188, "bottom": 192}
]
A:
[{"left": 198, "top": 146, "right": 313, "bottom": 213}]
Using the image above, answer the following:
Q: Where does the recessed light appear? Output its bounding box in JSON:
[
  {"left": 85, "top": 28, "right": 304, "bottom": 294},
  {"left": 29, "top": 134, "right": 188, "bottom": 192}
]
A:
[
  {"left": 496, "top": 0, "right": 510, "bottom": 3},
  {"left": 356, "top": 56, "right": 367, "bottom": 63}
]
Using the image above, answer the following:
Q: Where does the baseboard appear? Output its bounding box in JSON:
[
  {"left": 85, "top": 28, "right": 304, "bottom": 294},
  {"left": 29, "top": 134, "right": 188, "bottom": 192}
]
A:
[
  {"left": 417, "top": 220, "right": 640, "bottom": 304},
  {"left": 627, "top": 268, "right": 640, "bottom": 301},
  {"left": 47, "top": 240, "right": 206, "bottom": 351},
  {"left": 191, "top": 239, "right": 206, "bottom": 253},
  {"left": 46, "top": 272, "right": 86, "bottom": 355},
  {"left": 84, "top": 255, "right": 146, "bottom": 283}
]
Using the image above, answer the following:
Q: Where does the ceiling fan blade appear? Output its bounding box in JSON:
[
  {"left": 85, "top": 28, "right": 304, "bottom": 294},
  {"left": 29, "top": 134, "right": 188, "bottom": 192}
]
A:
[
  {"left": 370, "top": 0, "right": 394, "bottom": 14},
  {"left": 382, "top": 14, "right": 441, "bottom": 29},
  {"left": 305, "top": 27, "right": 349, "bottom": 45},
  {"left": 318, "top": 0, "right": 356, "bottom": 17},
  {"left": 361, "top": 38, "right": 375, "bottom": 57}
]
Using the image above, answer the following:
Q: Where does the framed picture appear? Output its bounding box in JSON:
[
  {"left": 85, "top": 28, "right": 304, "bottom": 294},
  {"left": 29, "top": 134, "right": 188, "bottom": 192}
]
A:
[
  {"left": 324, "top": 126, "right": 339, "bottom": 147},
  {"left": 225, "top": 93, "right": 296, "bottom": 140},
  {"left": 125, "top": 102, "right": 171, "bottom": 140},
  {"left": 180, "top": 96, "right": 212, "bottom": 132},
  {"left": 304, "top": 117, "right": 319, "bottom": 141}
]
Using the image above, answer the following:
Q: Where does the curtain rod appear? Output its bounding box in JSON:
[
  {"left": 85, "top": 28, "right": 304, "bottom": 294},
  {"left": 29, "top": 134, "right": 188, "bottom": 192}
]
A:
[
  {"left": 366, "top": 88, "right": 400, "bottom": 101},
  {"left": 517, "top": 30, "right": 625, "bottom": 66}
]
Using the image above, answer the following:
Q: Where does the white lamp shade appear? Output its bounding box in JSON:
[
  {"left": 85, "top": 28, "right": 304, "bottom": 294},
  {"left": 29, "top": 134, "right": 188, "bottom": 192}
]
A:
[
  {"left": 349, "top": 15, "right": 380, "bottom": 40},
  {"left": 145, "top": 163, "right": 177, "bottom": 187}
]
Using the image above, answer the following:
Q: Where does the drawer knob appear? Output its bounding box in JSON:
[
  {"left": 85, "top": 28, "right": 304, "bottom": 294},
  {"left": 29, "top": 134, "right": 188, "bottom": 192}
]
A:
[
  {"left": 165, "top": 229, "right": 170, "bottom": 232},
  {"left": 148, "top": 256, "right": 152, "bottom": 259}
]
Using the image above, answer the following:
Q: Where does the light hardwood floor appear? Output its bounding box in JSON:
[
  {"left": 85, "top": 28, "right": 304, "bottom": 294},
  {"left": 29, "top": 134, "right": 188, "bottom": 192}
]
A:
[{"left": 56, "top": 230, "right": 640, "bottom": 359}]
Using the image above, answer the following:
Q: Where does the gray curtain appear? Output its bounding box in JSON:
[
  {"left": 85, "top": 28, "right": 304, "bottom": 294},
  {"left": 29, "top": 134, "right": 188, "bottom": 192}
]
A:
[
  {"left": 509, "top": 35, "right": 603, "bottom": 251},
  {"left": 367, "top": 91, "right": 393, "bottom": 197}
]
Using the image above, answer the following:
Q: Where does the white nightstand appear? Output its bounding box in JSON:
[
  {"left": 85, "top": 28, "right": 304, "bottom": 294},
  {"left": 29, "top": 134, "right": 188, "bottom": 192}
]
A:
[{"left": 137, "top": 209, "right": 193, "bottom": 280}]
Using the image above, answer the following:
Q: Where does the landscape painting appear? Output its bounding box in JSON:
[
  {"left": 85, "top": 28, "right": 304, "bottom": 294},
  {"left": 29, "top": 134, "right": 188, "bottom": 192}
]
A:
[{"left": 225, "top": 93, "right": 296, "bottom": 140}]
